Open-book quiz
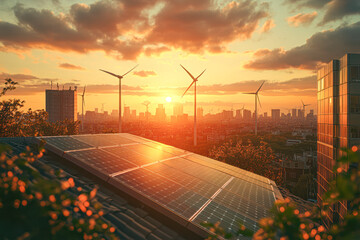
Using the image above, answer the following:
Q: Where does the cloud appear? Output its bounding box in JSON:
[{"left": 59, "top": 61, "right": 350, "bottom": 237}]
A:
[
  {"left": 287, "top": 12, "right": 317, "bottom": 27},
  {"left": 260, "top": 19, "right": 275, "bottom": 33},
  {"left": 146, "top": 0, "right": 269, "bottom": 54},
  {"left": 285, "top": 0, "right": 331, "bottom": 9},
  {"left": 320, "top": 0, "right": 360, "bottom": 25},
  {"left": 0, "top": 0, "right": 270, "bottom": 59},
  {"left": 58, "top": 63, "right": 85, "bottom": 70},
  {"left": 285, "top": 0, "right": 360, "bottom": 25},
  {"left": 244, "top": 21, "right": 360, "bottom": 70},
  {"left": 0, "top": 72, "right": 39, "bottom": 81},
  {"left": 133, "top": 70, "right": 156, "bottom": 77}
]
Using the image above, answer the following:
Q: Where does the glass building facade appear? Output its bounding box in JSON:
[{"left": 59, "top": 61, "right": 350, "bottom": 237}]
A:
[{"left": 317, "top": 53, "right": 360, "bottom": 227}]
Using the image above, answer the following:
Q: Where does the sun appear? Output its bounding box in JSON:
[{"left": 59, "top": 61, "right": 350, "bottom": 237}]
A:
[{"left": 165, "top": 96, "right": 172, "bottom": 102}]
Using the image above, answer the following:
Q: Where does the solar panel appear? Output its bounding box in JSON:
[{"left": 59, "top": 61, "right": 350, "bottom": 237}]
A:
[
  {"left": 111, "top": 168, "right": 208, "bottom": 219},
  {"left": 67, "top": 149, "right": 137, "bottom": 175},
  {"left": 102, "top": 144, "right": 176, "bottom": 167},
  {"left": 41, "top": 136, "right": 93, "bottom": 152},
  {"left": 37, "top": 133, "right": 281, "bottom": 238},
  {"left": 192, "top": 201, "right": 259, "bottom": 234}
]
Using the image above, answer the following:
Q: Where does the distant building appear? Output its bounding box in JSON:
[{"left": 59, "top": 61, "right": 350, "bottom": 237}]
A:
[
  {"left": 317, "top": 53, "right": 360, "bottom": 228},
  {"left": 221, "top": 110, "right": 233, "bottom": 120},
  {"left": 298, "top": 109, "right": 304, "bottom": 118},
  {"left": 197, "top": 107, "right": 204, "bottom": 119},
  {"left": 292, "top": 109, "right": 297, "bottom": 118},
  {"left": 123, "top": 106, "right": 131, "bottom": 121},
  {"left": 173, "top": 103, "right": 183, "bottom": 117},
  {"left": 156, "top": 104, "right": 166, "bottom": 121},
  {"left": 46, "top": 88, "right": 77, "bottom": 122},
  {"left": 243, "top": 109, "right": 251, "bottom": 120},
  {"left": 235, "top": 109, "right": 242, "bottom": 119},
  {"left": 271, "top": 109, "right": 280, "bottom": 121},
  {"left": 264, "top": 112, "right": 268, "bottom": 118}
]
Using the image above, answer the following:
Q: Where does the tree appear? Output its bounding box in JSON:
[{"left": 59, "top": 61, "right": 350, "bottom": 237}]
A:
[
  {"left": 209, "top": 139, "right": 284, "bottom": 185},
  {"left": 0, "top": 78, "right": 79, "bottom": 137},
  {"left": 0, "top": 143, "right": 116, "bottom": 239}
]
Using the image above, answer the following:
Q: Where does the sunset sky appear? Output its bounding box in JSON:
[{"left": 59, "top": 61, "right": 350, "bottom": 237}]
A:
[{"left": 0, "top": 0, "right": 359, "bottom": 115}]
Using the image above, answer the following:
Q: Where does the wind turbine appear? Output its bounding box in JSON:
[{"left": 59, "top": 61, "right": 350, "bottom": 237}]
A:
[
  {"left": 243, "top": 81, "right": 265, "bottom": 135},
  {"left": 142, "top": 101, "right": 150, "bottom": 121},
  {"left": 180, "top": 64, "right": 206, "bottom": 146},
  {"left": 80, "top": 86, "right": 86, "bottom": 132},
  {"left": 301, "top": 100, "right": 310, "bottom": 116},
  {"left": 99, "top": 65, "right": 138, "bottom": 133}
]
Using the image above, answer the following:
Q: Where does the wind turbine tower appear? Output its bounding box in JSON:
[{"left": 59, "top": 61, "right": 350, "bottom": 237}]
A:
[
  {"left": 80, "top": 86, "right": 86, "bottom": 132},
  {"left": 243, "top": 81, "right": 265, "bottom": 135},
  {"left": 142, "top": 101, "right": 150, "bottom": 121},
  {"left": 301, "top": 100, "right": 311, "bottom": 116},
  {"left": 180, "top": 64, "right": 206, "bottom": 146},
  {"left": 99, "top": 65, "right": 138, "bottom": 133}
]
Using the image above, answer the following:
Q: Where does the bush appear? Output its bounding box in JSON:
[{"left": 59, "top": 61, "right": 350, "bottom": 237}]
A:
[{"left": 0, "top": 143, "right": 116, "bottom": 239}]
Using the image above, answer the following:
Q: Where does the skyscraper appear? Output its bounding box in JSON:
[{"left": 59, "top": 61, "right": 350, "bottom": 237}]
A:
[
  {"left": 46, "top": 88, "right": 77, "bottom": 122},
  {"left": 173, "top": 103, "right": 183, "bottom": 117},
  {"left": 317, "top": 53, "right": 360, "bottom": 228},
  {"left": 271, "top": 109, "right": 280, "bottom": 121}
]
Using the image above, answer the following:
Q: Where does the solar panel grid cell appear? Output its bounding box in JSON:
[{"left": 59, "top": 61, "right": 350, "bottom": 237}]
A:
[
  {"left": 114, "top": 168, "right": 208, "bottom": 218},
  {"left": 184, "top": 154, "right": 269, "bottom": 184},
  {"left": 45, "top": 136, "right": 92, "bottom": 151},
  {"left": 164, "top": 158, "right": 231, "bottom": 187},
  {"left": 144, "top": 163, "right": 220, "bottom": 198},
  {"left": 225, "top": 178, "right": 275, "bottom": 208},
  {"left": 193, "top": 201, "right": 259, "bottom": 234},
  {"left": 68, "top": 149, "right": 137, "bottom": 174},
  {"left": 212, "top": 190, "right": 269, "bottom": 222}
]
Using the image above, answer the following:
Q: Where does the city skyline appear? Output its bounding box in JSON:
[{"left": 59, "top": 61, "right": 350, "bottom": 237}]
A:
[{"left": 1, "top": 0, "right": 359, "bottom": 114}]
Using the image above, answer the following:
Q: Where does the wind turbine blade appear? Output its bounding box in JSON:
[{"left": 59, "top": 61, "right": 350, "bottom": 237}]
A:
[
  {"left": 122, "top": 64, "right": 139, "bottom": 77},
  {"left": 180, "top": 64, "right": 197, "bottom": 81},
  {"left": 182, "top": 80, "right": 196, "bottom": 97},
  {"left": 256, "top": 81, "right": 265, "bottom": 93},
  {"left": 83, "top": 85, "right": 86, "bottom": 95},
  {"left": 196, "top": 69, "right": 206, "bottom": 79},
  {"left": 242, "top": 92, "right": 256, "bottom": 95},
  {"left": 100, "top": 69, "right": 121, "bottom": 78},
  {"left": 257, "top": 94, "right": 262, "bottom": 108},
  {"left": 301, "top": 100, "right": 305, "bottom": 106}
]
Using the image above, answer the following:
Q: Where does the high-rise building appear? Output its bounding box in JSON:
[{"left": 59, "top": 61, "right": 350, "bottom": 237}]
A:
[
  {"left": 235, "top": 109, "right": 242, "bottom": 119},
  {"left": 156, "top": 104, "right": 166, "bottom": 121},
  {"left": 243, "top": 109, "right": 251, "bottom": 121},
  {"left": 271, "top": 109, "right": 280, "bottom": 121},
  {"left": 264, "top": 112, "right": 268, "bottom": 118},
  {"left": 173, "top": 103, "right": 183, "bottom": 117},
  {"left": 46, "top": 88, "right": 77, "bottom": 122},
  {"left": 317, "top": 53, "right": 360, "bottom": 228},
  {"left": 123, "top": 106, "right": 131, "bottom": 121},
  {"left": 298, "top": 109, "right": 304, "bottom": 118},
  {"left": 292, "top": 109, "right": 297, "bottom": 118}
]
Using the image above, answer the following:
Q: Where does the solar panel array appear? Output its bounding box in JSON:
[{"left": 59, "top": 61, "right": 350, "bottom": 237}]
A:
[{"left": 37, "top": 133, "right": 281, "bottom": 237}]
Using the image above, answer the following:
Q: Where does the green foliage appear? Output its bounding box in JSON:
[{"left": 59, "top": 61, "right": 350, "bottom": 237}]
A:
[
  {"left": 0, "top": 78, "right": 80, "bottom": 137},
  {"left": 209, "top": 139, "right": 284, "bottom": 185},
  {"left": 0, "top": 144, "right": 117, "bottom": 239}
]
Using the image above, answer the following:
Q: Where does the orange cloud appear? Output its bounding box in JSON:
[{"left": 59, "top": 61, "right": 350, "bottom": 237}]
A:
[
  {"left": 244, "top": 21, "right": 360, "bottom": 70},
  {"left": 59, "top": 63, "right": 85, "bottom": 70},
  {"left": 133, "top": 70, "right": 156, "bottom": 77},
  {"left": 260, "top": 19, "right": 275, "bottom": 33},
  {"left": 287, "top": 12, "right": 317, "bottom": 27},
  {"left": 0, "top": 1, "right": 270, "bottom": 59}
]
